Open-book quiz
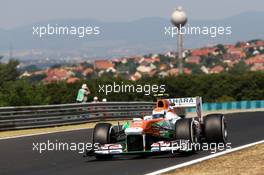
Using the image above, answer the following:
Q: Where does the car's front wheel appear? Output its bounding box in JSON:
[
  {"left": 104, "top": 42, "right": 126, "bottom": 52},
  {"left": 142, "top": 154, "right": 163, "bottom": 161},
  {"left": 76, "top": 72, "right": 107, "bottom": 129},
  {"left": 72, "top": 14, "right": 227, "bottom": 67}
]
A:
[
  {"left": 175, "top": 118, "right": 198, "bottom": 143},
  {"left": 92, "top": 123, "right": 115, "bottom": 160},
  {"left": 93, "top": 123, "right": 115, "bottom": 144}
]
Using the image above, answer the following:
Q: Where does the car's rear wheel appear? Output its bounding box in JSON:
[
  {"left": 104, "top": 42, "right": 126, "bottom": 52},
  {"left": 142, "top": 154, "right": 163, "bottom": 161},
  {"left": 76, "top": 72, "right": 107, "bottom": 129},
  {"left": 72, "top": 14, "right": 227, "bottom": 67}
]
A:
[
  {"left": 92, "top": 123, "right": 115, "bottom": 160},
  {"left": 204, "top": 114, "right": 227, "bottom": 143}
]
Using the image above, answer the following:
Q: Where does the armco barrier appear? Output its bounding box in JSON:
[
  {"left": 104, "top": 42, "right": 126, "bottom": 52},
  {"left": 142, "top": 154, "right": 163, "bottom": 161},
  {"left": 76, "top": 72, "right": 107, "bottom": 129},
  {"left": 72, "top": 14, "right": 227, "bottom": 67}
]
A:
[
  {"left": 0, "top": 102, "right": 154, "bottom": 131},
  {"left": 186, "top": 100, "right": 264, "bottom": 112},
  {"left": 0, "top": 100, "right": 263, "bottom": 131}
]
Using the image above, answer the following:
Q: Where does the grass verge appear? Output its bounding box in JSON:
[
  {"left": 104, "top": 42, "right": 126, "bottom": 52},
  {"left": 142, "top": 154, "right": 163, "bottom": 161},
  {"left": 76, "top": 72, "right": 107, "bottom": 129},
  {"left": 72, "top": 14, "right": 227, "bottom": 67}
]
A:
[{"left": 164, "top": 143, "right": 264, "bottom": 175}]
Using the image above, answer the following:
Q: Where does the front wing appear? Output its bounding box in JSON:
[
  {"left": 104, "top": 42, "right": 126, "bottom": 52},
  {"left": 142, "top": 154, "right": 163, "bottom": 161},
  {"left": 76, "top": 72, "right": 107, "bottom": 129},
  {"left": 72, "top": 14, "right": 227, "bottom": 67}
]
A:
[{"left": 86, "top": 140, "right": 191, "bottom": 157}]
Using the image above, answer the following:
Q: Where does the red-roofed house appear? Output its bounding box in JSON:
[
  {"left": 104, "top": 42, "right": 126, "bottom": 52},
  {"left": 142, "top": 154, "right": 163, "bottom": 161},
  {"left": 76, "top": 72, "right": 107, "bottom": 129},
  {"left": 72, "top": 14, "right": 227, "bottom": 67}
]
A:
[
  {"left": 186, "top": 56, "right": 201, "bottom": 64},
  {"left": 245, "top": 55, "right": 264, "bottom": 65},
  {"left": 209, "top": 65, "right": 224, "bottom": 74},
  {"left": 237, "top": 42, "right": 248, "bottom": 48},
  {"left": 67, "top": 77, "right": 80, "bottom": 84},
  {"left": 250, "top": 64, "right": 264, "bottom": 71},
  {"left": 43, "top": 68, "right": 73, "bottom": 83},
  {"left": 139, "top": 57, "right": 160, "bottom": 65},
  {"left": 184, "top": 68, "right": 192, "bottom": 74},
  {"left": 227, "top": 48, "right": 246, "bottom": 58},
  {"left": 82, "top": 68, "right": 94, "bottom": 76},
  {"left": 224, "top": 44, "right": 235, "bottom": 50},
  {"left": 223, "top": 53, "right": 241, "bottom": 67},
  {"left": 32, "top": 70, "right": 47, "bottom": 76},
  {"left": 167, "top": 68, "right": 179, "bottom": 76},
  {"left": 111, "top": 58, "right": 122, "bottom": 63},
  {"left": 73, "top": 65, "right": 84, "bottom": 72},
  {"left": 130, "top": 72, "right": 142, "bottom": 81},
  {"left": 191, "top": 48, "right": 216, "bottom": 56},
  {"left": 94, "top": 60, "right": 114, "bottom": 70},
  {"left": 167, "top": 68, "right": 191, "bottom": 76},
  {"left": 256, "top": 41, "right": 264, "bottom": 47},
  {"left": 159, "top": 63, "right": 169, "bottom": 71},
  {"left": 223, "top": 53, "right": 241, "bottom": 61}
]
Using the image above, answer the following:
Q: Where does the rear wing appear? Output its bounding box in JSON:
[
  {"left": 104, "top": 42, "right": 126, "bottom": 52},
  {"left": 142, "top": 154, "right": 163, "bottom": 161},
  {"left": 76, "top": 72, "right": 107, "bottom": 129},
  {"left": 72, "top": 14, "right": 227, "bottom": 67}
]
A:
[{"left": 166, "top": 97, "right": 203, "bottom": 121}]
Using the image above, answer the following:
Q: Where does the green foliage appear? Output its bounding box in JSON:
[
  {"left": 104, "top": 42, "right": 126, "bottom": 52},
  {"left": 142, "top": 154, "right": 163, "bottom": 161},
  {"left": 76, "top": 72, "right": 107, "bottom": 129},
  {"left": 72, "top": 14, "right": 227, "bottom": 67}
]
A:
[
  {"left": 126, "top": 59, "right": 139, "bottom": 73},
  {"left": 184, "top": 63, "right": 203, "bottom": 74},
  {"left": 200, "top": 55, "right": 222, "bottom": 68},
  {"left": 216, "top": 44, "right": 226, "bottom": 54},
  {"left": 0, "top": 80, "right": 50, "bottom": 106},
  {"left": 19, "top": 64, "right": 40, "bottom": 73},
  {"left": 115, "top": 60, "right": 138, "bottom": 74},
  {"left": 44, "top": 81, "right": 77, "bottom": 104},
  {"left": 80, "top": 62, "right": 93, "bottom": 68},
  {"left": 0, "top": 59, "right": 19, "bottom": 86},
  {"left": 27, "top": 74, "right": 47, "bottom": 82},
  {"left": 159, "top": 55, "right": 174, "bottom": 64},
  {"left": 245, "top": 47, "right": 255, "bottom": 58},
  {"left": 0, "top": 65, "right": 264, "bottom": 106},
  {"left": 228, "top": 61, "right": 250, "bottom": 74},
  {"left": 51, "top": 64, "right": 62, "bottom": 69}
]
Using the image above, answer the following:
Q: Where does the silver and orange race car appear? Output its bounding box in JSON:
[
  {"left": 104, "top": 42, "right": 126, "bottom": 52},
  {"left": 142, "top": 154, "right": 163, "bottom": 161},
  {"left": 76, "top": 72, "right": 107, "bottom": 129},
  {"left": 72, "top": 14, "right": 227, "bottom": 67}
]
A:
[{"left": 86, "top": 97, "right": 228, "bottom": 159}]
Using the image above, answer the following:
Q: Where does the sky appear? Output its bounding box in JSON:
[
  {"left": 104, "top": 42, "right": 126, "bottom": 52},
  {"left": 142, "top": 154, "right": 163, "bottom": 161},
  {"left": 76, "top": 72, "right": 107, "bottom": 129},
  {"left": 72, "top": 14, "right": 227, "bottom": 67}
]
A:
[{"left": 1, "top": 0, "right": 264, "bottom": 29}]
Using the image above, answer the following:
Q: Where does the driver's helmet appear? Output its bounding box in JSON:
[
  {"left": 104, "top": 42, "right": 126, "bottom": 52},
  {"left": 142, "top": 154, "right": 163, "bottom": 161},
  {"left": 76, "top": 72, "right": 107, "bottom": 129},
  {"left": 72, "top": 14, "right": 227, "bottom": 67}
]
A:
[{"left": 152, "top": 108, "right": 166, "bottom": 119}]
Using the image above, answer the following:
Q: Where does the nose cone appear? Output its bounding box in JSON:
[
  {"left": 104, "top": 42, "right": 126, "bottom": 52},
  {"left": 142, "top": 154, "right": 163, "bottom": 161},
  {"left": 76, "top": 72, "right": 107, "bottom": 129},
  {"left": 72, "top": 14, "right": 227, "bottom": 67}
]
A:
[{"left": 125, "top": 127, "right": 143, "bottom": 135}]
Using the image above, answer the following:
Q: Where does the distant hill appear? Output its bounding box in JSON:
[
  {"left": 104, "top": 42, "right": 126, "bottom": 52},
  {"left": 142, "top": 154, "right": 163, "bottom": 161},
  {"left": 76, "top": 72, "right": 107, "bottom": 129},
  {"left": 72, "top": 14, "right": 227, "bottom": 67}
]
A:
[{"left": 0, "top": 11, "right": 263, "bottom": 58}]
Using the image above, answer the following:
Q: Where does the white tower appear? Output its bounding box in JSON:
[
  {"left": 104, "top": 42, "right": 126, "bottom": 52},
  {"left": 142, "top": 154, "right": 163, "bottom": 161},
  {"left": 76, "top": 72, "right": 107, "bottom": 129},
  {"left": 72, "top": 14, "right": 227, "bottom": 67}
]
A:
[{"left": 171, "top": 6, "right": 187, "bottom": 74}]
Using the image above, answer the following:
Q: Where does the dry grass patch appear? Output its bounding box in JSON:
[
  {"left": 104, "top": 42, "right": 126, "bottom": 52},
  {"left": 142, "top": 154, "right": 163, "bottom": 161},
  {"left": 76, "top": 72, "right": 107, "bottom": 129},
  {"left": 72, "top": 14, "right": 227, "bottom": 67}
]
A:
[{"left": 165, "top": 143, "right": 264, "bottom": 175}]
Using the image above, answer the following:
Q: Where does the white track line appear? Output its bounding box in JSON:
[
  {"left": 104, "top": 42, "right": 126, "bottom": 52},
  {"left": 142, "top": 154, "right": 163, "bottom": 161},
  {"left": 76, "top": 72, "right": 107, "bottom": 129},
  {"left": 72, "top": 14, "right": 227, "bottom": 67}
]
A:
[
  {"left": 146, "top": 140, "right": 264, "bottom": 175},
  {"left": 0, "top": 127, "right": 90, "bottom": 140}
]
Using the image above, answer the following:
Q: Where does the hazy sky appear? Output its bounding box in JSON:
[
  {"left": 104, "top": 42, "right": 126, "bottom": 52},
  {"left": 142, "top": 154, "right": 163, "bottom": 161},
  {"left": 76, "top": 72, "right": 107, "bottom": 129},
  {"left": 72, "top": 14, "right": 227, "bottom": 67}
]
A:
[{"left": 1, "top": 0, "right": 263, "bottom": 28}]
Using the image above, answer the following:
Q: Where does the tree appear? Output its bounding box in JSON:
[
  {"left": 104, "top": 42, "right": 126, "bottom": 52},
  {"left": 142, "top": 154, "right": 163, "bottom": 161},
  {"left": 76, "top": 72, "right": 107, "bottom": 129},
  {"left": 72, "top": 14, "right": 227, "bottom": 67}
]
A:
[
  {"left": 1, "top": 70, "right": 264, "bottom": 106},
  {"left": 28, "top": 74, "right": 47, "bottom": 82},
  {"left": 184, "top": 63, "right": 203, "bottom": 74},
  {"left": 228, "top": 61, "right": 249, "bottom": 74},
  {"left": 0, "top": 59, "right": 19, "bottom": 86},
  {"left": 216, "top": 44, "right": 226, "bottom": 54},
  {"left": 0, "top": 80, "right": 50, "bottom": 106},
  {"left": 19, "top": 64, "right": 40, "bottom": 73}
]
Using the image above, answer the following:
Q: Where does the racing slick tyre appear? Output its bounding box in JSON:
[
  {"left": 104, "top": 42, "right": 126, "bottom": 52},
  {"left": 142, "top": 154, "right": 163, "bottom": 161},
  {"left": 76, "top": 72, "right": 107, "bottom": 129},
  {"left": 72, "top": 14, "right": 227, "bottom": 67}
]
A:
[
  {"left": 204, "top": 114, "right": 227, "bottom": 143},
  {"left": 175, "top": 118, "right": 198, "bottom": 143},
  {"left": 175, "top": 118, "right": 198, "bottom": 153},
  {"left": 92, "top": 123, "right": 115, "bottom": 160}
]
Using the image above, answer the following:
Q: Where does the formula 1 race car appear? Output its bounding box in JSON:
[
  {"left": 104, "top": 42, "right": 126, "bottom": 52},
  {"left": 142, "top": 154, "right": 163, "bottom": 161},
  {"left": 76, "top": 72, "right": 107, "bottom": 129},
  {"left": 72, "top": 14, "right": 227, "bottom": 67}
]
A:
[{"left": 86, "top": 97, "right": 228, "bottom": 159}]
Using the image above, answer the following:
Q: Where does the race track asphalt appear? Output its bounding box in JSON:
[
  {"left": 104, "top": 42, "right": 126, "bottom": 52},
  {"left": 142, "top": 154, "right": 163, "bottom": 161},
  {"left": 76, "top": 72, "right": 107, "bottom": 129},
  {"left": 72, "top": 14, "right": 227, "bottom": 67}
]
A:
[{"left": 0, "top": 112, "right": 263, "bottom": 175}]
